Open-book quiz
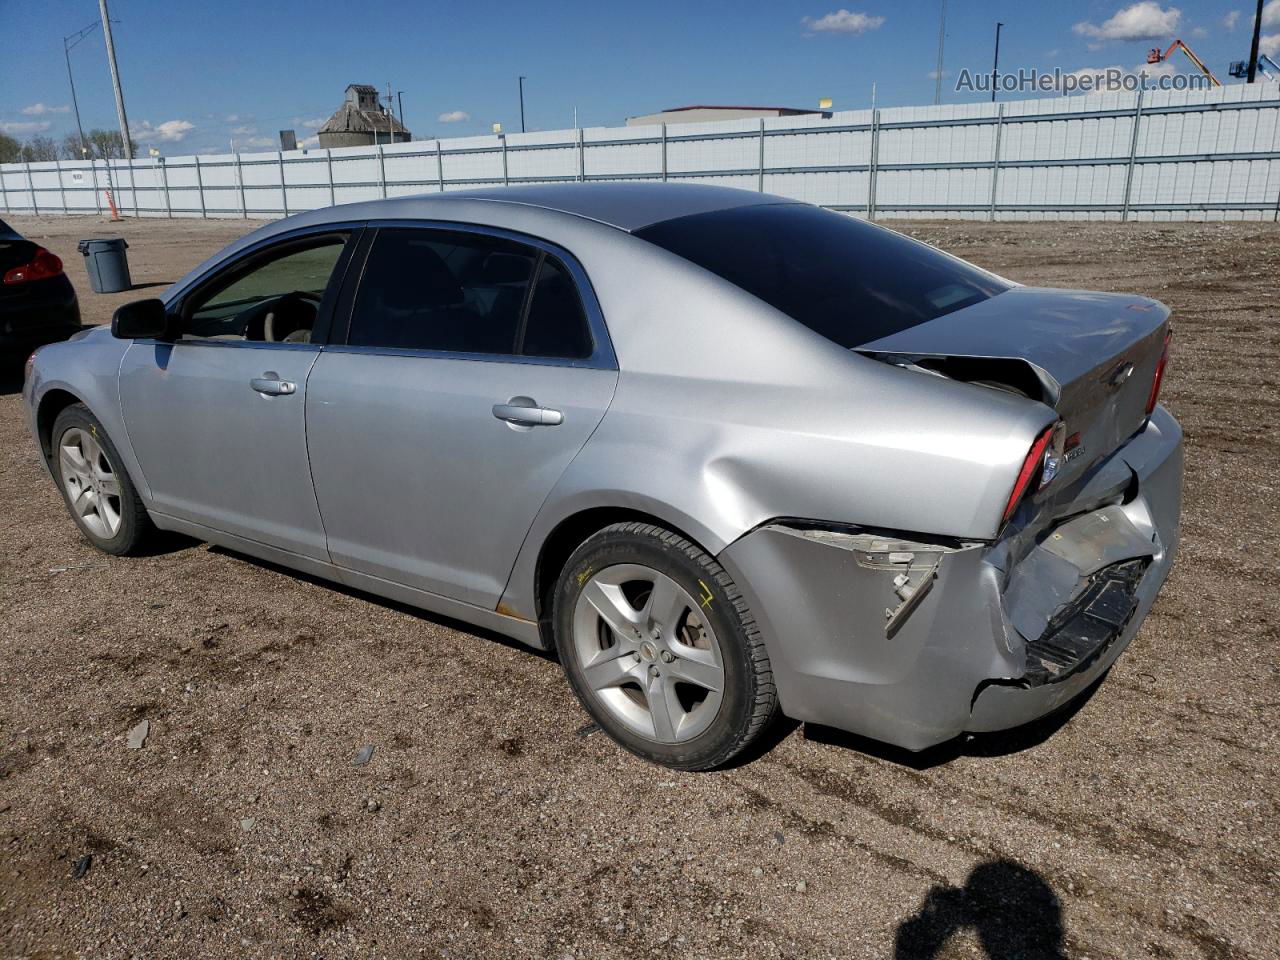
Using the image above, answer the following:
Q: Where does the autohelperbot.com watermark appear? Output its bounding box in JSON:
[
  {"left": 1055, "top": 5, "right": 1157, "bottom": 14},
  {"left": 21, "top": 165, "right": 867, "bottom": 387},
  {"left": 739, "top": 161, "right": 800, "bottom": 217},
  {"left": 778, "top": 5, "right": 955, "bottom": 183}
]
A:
[{"left": 956, "top": 67, "right": 1213, "bottom": 97}]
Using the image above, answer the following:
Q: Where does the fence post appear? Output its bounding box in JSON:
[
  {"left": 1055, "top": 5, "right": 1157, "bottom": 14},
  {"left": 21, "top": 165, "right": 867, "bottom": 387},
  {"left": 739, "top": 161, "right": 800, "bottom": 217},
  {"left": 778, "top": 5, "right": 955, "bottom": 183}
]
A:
[
  {"left": 499, "top": 136, "right": 508, "bottom": 187},
  {"left": 159, "top": 157, "right": 172, "bottom": 218},
  {"left": 378, "top": 144, "right": 387, "bottom": 197},
  {"left": 326, "top": 148, "right": 336, "bottom": 206},
  {"left": 867, "top": 110, "right": 879, "bottom": 221},
  {"left": 193, "top": 156, "right": 206, "bottom": 218},
  {"left": 1121, "top": 89, "right": 1145, "bottom": 223},
  {"left": 129, "top": 157, "right": 139, "bottom": 218},
  {"left": 236, "top": 153, "right": 247, "bottom": 218},
  {"left": 278, "top": 151, "right": 289, "bottom": 216},
  {"left": 758, "top": 119, "right": 766, "bottom": 192},
  {"left": 90, "top": 159, "right": 101, "bottom": 215},
  {"left": 0, "top": 164, "right": 8, "bottom": 213},
  {"left": 660, "top": 124, "right": 667, "bottom": 182},
  {"left": 26, "top": 162, "right": 39, "bottom": 216},
  {"left": 54, "top": 159, "right": 67, "bottom": 213},
  {"left": 435, "top": 140, "right": 445, "bottom": 192},
  {"left": 577, "top": 128, "right": 585, "bottom": 182},
  {"left": 989, "top": 103, "right": 1005, "bottom": 222}
]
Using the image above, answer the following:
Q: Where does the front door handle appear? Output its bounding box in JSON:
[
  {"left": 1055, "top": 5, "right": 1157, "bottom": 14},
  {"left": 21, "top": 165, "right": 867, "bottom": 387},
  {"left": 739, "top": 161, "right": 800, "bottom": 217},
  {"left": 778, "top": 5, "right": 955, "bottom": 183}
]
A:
[
  {"left": 492, "top": 397, "right": 563, "bottom": 427},
  {"left": 250, "top": 372, "right": 296, "bottom": 396}
]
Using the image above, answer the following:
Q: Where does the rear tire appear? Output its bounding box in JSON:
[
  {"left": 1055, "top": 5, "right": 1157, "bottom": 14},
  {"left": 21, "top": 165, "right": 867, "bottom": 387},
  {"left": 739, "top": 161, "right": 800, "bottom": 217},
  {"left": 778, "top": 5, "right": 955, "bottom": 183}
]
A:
[
  {"left": 50, "top": 403, "right": 154, "bottom": 556},
  {"left": 553, "top": 522, "right": 778, "bottom": 770}
]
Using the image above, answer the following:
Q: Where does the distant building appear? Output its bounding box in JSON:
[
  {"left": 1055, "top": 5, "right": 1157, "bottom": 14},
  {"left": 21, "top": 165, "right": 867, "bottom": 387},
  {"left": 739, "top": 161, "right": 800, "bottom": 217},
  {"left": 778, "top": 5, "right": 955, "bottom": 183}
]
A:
[
  {"left": 625, "top": 104, "right": 832, "bottom": 127},
  {"left": 317, "top": 84, "right": 411, "bottom": 148}
]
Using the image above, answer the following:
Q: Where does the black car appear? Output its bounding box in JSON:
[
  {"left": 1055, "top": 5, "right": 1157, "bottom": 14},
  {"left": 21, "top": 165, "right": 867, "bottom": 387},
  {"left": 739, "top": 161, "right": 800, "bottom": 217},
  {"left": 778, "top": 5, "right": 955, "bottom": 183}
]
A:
[{"left": 1, "top": 218, "right": 80, "bottom": 357}]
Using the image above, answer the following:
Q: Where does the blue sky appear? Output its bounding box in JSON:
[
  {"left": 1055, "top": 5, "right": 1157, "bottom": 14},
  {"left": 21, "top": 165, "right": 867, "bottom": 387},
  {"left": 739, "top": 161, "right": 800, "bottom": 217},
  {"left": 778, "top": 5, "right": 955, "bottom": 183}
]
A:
[{"left": 2, "top": 1, "right": 1276, "bottom": 155}]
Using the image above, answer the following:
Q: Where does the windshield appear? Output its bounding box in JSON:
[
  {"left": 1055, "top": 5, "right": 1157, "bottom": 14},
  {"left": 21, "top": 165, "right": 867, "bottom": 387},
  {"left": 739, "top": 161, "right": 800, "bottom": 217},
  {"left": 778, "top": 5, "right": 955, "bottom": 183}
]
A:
[{"left": 634, "top": 204, "right": 1010, "bottom": 348}]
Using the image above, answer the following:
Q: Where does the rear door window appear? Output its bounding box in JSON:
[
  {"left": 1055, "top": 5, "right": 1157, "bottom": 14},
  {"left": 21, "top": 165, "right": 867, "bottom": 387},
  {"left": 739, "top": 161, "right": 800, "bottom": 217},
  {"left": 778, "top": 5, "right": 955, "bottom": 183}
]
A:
[
  {"left": 519, "top": 255, "right": 593, "bottom": 359},
  {"left": 346, "top": 228, "right": 537, "bottom": 355},
  {"left": 634, "top": 204, "right": 1010, "bottom": 347}
]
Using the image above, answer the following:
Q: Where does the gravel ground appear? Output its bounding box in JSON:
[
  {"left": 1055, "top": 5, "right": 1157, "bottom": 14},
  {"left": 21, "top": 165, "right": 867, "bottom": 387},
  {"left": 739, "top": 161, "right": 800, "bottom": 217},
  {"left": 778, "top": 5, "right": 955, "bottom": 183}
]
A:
[{"left": 1, "top": 213, "right": 1277, "bottom": 960}]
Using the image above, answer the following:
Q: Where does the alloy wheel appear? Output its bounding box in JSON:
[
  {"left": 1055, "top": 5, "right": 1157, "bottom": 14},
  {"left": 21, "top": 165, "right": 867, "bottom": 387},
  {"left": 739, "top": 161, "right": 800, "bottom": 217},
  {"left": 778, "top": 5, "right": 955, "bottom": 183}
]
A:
[
  {"left": 572, "top": 563, "right": 725, "bottom": 744},
  {"left": 58, "top": 427, "right": 123, "bottom": 539}
]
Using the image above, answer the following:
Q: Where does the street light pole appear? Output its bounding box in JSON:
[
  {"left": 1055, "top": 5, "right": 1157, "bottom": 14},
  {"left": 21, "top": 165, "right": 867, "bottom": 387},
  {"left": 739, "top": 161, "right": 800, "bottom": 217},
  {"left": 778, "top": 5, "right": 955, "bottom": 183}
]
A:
[
  {"left": 518, "top": 76, "right": 527, "bottom": 133},
  {"left": 991, "top": 22, "right": 1004, "bottom": 102},
  {"left": 934, "top": 0, "right": 948, "bottom": 105},
  {"left": 1247, "top": 0, "right": 1264, "bottom": 82},
  {"left": 97, "top": 0, "right": 132, "bottom": 158},
  {"left": 397, "top": 91, "right": 406, "bottom": 137}
]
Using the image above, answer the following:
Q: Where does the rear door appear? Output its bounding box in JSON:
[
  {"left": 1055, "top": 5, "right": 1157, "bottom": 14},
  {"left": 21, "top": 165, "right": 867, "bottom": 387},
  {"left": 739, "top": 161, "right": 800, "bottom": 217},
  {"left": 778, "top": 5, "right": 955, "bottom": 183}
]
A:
[
  {"left": 118, "top": 228, "right": 359, "bottom": 559},
  {"left": 306, "top": 223, "right": 617, "bottom": 607}
]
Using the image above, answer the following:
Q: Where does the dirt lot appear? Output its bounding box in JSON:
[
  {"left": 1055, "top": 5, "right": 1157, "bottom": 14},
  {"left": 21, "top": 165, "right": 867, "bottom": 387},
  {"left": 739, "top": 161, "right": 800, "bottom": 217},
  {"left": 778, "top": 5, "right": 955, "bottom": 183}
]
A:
[{"left": 1, "top": 212, "right": 1277, "bottom": 960}]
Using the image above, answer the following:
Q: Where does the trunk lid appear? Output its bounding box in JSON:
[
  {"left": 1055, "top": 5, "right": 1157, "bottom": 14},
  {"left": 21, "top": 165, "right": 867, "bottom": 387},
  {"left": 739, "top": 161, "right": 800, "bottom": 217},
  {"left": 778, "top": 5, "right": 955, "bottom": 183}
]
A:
[{"left": 857, "top": 286, "right": 1170, "bottom": 484}]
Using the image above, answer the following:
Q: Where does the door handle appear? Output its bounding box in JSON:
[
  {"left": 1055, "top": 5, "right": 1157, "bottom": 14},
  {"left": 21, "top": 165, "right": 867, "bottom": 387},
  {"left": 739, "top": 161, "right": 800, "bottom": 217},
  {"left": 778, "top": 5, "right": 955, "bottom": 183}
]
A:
[
  {"left": 250, "top": 372, "right": 296, "bottom": 396},
  {"left": 492, "top": 397, "right": 563, "bottom": 427}
]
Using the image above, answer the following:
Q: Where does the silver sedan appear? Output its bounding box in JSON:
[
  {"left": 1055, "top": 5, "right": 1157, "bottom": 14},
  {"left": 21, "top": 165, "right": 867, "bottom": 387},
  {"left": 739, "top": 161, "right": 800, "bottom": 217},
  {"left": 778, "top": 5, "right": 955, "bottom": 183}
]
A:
[{"left": 24, "top": 184, "right": 1182, "bottom": 770}]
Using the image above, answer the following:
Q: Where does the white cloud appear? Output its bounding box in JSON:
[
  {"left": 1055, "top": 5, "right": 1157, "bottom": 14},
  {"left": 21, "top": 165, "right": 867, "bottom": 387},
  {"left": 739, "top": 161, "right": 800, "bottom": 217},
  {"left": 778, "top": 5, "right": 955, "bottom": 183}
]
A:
[
  {"left": 298, "top": 135, "right": 319, "bottom": 149},
  {"left": 135, "top": 119, "right": 195, "bottom": 143},
  {"left": 1266, "top": 1, "right": 1280, "bottom": 28},
  {"left": 1074, "top": 3, "right": 1181, "bottom": 43},
  {"left": 1142, "top": 58, "right": 1179, "bottom": 79},
  {"left": 1222, "top": 10, "right": 1240, "bottom": 29},
  {"left": 438, "top": 110, "right": 470, "bottom": 123},
  {"left": 230, "top": 125, "right": 257, "bottom": 135},
  {"left": 0, "top": 120, "right": 52, "bottom": 134},
  {"left": 21, "top": 102, "right": 71, "bottom": 116},
  {"left": 803, "top": 9, "right": 885, "bottom": 34},
  {"left": 1046, "top": 48, "right": 1062, "bottom": 59},
  {"left": 239, "top": 136, "right": 275, "bottom": 149},
  {"left": 1263, "top": 34, "right": 1280, "bottom": 57},
  {"left": 296, "top": 117, "right": 325, "bottom": 129},
  {"left": 1190, "top": 25, "right": 1208, "bottom": 38}
]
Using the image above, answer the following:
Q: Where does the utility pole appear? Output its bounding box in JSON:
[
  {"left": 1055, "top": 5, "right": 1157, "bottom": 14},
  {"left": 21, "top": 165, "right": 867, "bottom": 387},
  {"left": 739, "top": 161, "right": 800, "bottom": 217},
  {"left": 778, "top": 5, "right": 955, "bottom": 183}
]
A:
[
  {"left": 1247, "top": 0, "right": 1264, "bottom": 82},
  {"left": 397, "top": 91, "right": 406, "bottom": 137},
  {"left": 98, "top": 0, "right": 132, "bottom": 159},
  {"left": 518, "top": 76, "right": 527, "bottom": 133},
  {"left": 991, "top": 22, "right": 1004, "bottom": 102},
  {"left": 63, "top": 20, "right": 103, "bottom": 158},
  {"left": 933, "top": 0, "right": 947, "bottom": 105}
]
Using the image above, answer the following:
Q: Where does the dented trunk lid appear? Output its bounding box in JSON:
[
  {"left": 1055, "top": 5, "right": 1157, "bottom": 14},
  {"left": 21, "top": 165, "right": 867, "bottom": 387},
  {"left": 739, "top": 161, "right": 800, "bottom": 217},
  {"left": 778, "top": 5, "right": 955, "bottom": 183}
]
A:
[{"left": 857, "top": 286, "right": 1170, "bottom": 483}]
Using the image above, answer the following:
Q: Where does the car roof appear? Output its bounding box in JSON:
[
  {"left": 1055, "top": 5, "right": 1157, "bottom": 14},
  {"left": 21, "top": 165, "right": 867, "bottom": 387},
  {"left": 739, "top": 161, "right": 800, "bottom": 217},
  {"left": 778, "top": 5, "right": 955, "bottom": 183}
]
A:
[{"left": 342, "top": 183, "right": 800, "bottom": 233}]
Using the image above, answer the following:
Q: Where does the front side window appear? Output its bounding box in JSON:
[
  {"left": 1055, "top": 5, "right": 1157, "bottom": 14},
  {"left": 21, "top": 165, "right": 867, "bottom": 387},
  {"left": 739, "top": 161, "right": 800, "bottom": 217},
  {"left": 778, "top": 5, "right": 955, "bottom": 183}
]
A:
[
  {"left": 183, "top": 234, "right": 348, "bottom": 343},
  {"left": 634, "top": 204, "right": 1010, "bottom": 348},
  {"left": 346, "top": 228, "right": 595, "bottom": 360}
]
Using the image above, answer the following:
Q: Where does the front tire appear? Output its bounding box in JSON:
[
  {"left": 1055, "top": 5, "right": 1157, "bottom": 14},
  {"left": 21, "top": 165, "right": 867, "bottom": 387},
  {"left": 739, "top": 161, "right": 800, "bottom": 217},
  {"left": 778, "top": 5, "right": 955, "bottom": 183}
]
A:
[
  {"left": 50, "top": 403, "right": 154, "bottom": 556},
  {"left": 553, "top": 522, "right": 778, "bottom": 770}
]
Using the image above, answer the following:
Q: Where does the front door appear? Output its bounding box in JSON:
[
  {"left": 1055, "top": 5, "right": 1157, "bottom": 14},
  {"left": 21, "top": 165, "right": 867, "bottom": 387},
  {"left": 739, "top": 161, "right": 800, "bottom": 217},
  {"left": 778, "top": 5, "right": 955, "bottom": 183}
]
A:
[
  {"left": 119, "top": 230, "right": 357, "bottom": 560},
  {"left": 306, "top": 224, "right": 618, "bottom": 607}
]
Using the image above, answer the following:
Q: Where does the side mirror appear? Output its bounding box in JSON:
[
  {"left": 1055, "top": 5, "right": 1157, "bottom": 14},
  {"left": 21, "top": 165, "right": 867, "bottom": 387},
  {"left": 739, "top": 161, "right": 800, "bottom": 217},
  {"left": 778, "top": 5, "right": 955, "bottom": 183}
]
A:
[{"left": 111, "top": 298, "right": 171, "bottom": 339}]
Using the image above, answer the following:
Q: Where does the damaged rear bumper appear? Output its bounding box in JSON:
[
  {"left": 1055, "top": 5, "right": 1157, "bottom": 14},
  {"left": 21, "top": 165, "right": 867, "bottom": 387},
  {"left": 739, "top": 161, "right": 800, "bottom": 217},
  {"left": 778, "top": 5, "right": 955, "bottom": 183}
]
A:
[{"left": 718, "top": 405, "right": 1183, "bottom": 751}]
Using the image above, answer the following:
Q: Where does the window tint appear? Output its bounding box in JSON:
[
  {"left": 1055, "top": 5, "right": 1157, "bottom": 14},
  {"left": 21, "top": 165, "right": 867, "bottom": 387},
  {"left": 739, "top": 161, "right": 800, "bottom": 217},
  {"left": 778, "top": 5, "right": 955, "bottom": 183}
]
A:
[
  {"left": 348, "top": 229, "right": 537, "bottom": 354},
  {"left": 184, "top": 235, "right": 347, "bottom": 343},
  {"left": 520, "top": 256, "right": 593, "bottom": 359},
  {"left": 634, "top": 204, "right": 1010, "bottom": 348}
]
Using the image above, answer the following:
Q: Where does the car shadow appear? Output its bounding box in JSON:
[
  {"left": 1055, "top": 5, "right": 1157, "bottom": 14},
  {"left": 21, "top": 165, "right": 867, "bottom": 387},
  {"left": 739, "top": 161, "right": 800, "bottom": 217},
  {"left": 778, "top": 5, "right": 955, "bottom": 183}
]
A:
[
  {"left": 127, "top": 281, "right": 172, "bottom": 292},
  {"left": 0, "top": 365, "right": 22, "bottom": 396},
  {"left": 803, "top": 672, "right": 1107, "bottom": 770},
  {"left": 895, "top": 859, "right": 1068, "bottom": 959},
  {"left": 204, "top": 544, "right": 558, "bottom": 662}
]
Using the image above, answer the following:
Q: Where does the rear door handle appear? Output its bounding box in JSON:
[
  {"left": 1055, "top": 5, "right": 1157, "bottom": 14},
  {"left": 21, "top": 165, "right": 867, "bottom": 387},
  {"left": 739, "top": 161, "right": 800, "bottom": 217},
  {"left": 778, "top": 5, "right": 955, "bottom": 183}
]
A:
[
  {"left": 492, "top": 398, "right": 563, "bottom": 427},
  {"left": 250, "top": 372, "right": 296, "bottom": 396}
]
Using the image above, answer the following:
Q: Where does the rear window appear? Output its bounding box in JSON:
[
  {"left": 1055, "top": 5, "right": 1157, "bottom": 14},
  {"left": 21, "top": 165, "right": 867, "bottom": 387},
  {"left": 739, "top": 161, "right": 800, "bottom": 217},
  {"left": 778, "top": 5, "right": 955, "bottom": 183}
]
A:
[{"left": 634, "top": 204, "right": 1010, "bottom": 348}]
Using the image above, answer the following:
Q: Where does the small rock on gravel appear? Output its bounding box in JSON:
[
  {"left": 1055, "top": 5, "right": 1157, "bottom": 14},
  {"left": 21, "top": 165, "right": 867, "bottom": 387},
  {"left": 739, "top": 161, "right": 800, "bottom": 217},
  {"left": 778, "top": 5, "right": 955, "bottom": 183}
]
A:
[
  {"left": 126, "top": 719, "right": 150, "bottom": 749},
  {"left": 353, "top": 745, "right": 375, "bottom": 766}
]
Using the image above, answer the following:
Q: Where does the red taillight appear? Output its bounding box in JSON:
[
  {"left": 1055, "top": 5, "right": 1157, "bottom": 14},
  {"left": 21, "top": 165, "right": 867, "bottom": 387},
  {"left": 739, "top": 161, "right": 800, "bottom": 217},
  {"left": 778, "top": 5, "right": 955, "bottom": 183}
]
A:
[
  {"left": 1001, "top": 424, "right": 1057, "bottom": 527},
  {"left": 1146, "top": 330, "right": 1171, "bottom": 415},
  {"left": 3, "top": 247, "right": 63, "bottom": 285}
]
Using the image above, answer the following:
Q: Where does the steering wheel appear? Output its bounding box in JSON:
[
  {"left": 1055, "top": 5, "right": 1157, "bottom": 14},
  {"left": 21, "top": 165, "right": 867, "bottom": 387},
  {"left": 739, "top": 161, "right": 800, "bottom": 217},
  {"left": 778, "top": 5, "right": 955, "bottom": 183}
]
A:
[{"left": 262, "top": 290, "right": 321, "bottom": 342}]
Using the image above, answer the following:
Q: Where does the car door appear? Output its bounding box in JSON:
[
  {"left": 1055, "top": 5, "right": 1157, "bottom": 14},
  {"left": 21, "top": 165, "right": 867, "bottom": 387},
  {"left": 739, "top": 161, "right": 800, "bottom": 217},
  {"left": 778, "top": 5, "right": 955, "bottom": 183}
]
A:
[
  {"left": 306, "top": 223, "right": 618, "bottom": 608},
  {"left": 118, "top": 227, "right": 360, "bottom": 560}
]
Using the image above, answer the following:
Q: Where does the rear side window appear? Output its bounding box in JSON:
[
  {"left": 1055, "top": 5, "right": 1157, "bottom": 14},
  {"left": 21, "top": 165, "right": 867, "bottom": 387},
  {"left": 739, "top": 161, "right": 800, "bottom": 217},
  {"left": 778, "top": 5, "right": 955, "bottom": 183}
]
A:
[
  {"left": 347, "top": 227, "right": 594, "bottom": 360},
  {"left": 348, "top": 229, "right": 537, "bottom": 354},
  {"left": 520, "top": 256, "right": 592, "bottom": 359},
  {"left": 634, "top": 204, "right": 1010, "bottom": 347}
]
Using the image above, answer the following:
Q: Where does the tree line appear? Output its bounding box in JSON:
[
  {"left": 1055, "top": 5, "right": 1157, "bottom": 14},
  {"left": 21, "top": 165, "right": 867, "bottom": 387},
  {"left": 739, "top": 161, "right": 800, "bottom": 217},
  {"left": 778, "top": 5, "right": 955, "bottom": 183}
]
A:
[{"left": 0, "top": 130, "right": 138, "bottom": 164}]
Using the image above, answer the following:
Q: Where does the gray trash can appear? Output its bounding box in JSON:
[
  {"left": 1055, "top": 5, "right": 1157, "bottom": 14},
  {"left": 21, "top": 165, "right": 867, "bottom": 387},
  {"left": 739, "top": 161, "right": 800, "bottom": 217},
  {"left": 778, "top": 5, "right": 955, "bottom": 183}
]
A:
[{"left": 77, "top": 237, "right": 132, "bottom": 293}]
